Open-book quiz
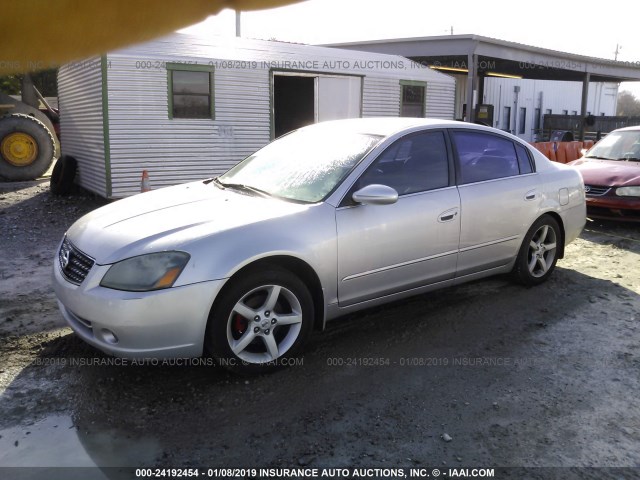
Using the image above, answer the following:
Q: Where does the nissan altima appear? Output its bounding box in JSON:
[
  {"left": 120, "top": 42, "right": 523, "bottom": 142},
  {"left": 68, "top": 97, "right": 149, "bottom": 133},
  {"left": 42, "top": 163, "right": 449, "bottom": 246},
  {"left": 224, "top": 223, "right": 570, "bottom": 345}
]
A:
[{"left": 53, "top": 118, "right": 586, "bottom": 373}]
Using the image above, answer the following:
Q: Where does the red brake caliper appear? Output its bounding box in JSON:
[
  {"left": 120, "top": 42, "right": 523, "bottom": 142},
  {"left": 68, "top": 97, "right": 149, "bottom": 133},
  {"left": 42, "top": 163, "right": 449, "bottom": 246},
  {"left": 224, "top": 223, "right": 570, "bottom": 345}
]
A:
[{"left": 234, "top": 314, "right": 247, "bottom": 336}]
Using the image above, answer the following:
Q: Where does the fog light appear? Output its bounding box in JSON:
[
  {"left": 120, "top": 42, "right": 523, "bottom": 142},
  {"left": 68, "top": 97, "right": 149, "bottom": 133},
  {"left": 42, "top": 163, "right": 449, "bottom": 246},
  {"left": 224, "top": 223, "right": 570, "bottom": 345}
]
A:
[{"left": 101, "top": 329, "right": 119, "bottom": 345}]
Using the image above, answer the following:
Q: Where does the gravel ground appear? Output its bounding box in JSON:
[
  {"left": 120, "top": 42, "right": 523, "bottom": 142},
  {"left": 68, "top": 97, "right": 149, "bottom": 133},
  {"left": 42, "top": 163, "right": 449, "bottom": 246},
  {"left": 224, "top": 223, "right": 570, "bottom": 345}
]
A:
[{"left": 0, "top": 181, "right": 639, "bottom": 479}]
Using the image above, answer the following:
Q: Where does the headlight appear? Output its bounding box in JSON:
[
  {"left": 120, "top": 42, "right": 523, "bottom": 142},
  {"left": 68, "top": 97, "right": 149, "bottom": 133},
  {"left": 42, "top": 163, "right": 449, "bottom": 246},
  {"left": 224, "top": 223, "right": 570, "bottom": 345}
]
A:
[
  {"left": 616, "top": 186, "right": 640, "bottom": 197},
  {"left": 100, "top": 252, "right": 190, "bottom": 291}
]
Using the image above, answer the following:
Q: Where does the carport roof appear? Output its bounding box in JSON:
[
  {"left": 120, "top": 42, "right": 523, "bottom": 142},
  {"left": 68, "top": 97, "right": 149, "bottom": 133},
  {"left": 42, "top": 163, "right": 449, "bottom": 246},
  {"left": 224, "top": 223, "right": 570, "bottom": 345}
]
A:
[{"left": 327, "top": 34, "right": 640, "bottom": 82}]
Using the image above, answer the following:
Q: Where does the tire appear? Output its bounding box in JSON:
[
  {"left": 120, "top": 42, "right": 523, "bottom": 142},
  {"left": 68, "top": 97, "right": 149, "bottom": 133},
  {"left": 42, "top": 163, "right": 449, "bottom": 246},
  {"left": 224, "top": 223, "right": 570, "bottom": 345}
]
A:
[
  {"left": 513, "top": 215, "right": 561, "bottom": 286},
  {"left": 206, "top": 267, "right": 314, "bottom": 374},
  {"left": 50, "top": 155, "right": 77, "bottom": 195},
  {"left": 0, "top": 114, "right": 55, "bottom": 181}
]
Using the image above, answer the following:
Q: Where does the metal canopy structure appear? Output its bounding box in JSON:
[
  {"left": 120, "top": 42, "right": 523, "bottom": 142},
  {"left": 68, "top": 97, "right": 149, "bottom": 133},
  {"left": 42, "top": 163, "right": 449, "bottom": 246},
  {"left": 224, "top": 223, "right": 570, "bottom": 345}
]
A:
[{"left": 328, "top": 35, "right": 640, "bottom": 138}]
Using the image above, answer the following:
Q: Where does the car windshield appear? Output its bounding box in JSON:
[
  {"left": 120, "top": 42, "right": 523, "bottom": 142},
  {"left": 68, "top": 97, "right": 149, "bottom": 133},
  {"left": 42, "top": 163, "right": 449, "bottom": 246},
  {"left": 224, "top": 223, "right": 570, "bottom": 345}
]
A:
[
  {"left": 586, "top": 131, "right": 640, "bottom": 161},
  {"left": 217, "top": 127, "right": 381, "bottom": 203}
]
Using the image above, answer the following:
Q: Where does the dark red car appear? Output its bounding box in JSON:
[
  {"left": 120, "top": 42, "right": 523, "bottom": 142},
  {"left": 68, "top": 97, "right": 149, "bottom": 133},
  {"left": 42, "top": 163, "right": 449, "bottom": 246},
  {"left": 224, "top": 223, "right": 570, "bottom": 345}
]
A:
[{"left": 569, "top": 126, "right": 640, "bottom": 221}]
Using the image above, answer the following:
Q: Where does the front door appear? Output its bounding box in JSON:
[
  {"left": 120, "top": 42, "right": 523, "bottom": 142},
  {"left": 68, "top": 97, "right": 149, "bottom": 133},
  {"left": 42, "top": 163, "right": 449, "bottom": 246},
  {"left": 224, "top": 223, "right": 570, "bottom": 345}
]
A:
[{"left": 336, "top": 130, "right": 460, "bottom": 306}]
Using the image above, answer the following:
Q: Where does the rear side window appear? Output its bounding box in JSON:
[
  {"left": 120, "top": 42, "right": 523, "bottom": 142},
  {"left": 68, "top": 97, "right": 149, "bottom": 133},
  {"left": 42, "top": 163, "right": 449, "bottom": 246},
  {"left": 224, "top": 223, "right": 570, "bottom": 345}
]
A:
[
  {"left": 452, "top": 131, "right": 520, "bottom": 184},
  {"left": 515, "top": 143, "right": 534, "bottom": 174}
]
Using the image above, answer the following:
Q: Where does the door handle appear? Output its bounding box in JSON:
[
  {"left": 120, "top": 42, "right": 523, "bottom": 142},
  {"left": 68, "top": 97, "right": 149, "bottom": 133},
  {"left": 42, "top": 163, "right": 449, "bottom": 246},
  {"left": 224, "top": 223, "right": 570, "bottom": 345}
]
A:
[
  {"left": 438, "top": 208, "right": 459, "bottom": 222},
  {"left": 524, "top": 189, "right": 537, "bottom": 201}
]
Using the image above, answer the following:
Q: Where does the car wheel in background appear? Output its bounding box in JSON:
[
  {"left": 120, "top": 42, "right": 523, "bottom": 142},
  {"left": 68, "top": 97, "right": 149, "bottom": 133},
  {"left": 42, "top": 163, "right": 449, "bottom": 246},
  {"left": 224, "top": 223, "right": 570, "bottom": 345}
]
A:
[
  {"left": 50, "top": 155, "right": 77, "bottom": 195},
  {"left": 0, "top": 114, "right": 55, "bottom": 181}
]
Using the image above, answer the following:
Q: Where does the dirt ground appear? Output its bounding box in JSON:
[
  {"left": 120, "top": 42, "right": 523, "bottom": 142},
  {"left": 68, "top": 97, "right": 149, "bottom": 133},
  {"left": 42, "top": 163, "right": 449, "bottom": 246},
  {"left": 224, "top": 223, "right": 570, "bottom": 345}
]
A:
[{"left": 0, "top": 181, "right": 639, "bottom": 479}]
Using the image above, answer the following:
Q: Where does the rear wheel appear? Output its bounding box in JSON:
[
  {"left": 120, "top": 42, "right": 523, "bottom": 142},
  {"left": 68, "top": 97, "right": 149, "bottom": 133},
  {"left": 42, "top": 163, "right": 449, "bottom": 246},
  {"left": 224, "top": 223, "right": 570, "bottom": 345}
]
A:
[
  {"left": 0, "top": 114, "right": 55, "bottom": 181},
  {"left": 513, "top": 215, "right": 561, "bottom": 286},
  {"left": 206, "top": 267, "right": 314, "bottom": 374}
]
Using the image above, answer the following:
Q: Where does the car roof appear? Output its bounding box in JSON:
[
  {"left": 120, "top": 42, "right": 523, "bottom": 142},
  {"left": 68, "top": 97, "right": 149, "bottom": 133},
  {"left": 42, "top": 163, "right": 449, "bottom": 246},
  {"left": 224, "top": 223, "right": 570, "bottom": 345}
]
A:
[
  {"left": 297, "top": 117, "right": 462, "bottom": 137},
  {"left": 296, "top": 117, "right": 527, "bottom": 142},
  {"left": 611, "top": 125, "right": 640, "bottom": 133}
]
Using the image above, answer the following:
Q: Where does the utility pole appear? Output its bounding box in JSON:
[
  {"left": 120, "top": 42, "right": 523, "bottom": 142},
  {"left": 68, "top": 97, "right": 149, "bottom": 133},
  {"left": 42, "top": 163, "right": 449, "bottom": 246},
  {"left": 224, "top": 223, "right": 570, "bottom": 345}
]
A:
[
  {"left": 614, "top": 44, "right": 621, "bottom": 61},
  {"left": 236, "top": 10, "right": 241, "bottom": 37}
]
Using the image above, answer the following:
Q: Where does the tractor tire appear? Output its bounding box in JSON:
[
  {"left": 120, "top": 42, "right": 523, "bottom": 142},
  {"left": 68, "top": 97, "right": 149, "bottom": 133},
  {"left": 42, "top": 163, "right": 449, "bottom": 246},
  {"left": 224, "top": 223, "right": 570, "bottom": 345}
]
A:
[
  {"left": 50, "top": 155, "right": 77, "bottom": 196},
  {"left": 0, "top": 113, "right": 55, "bottom": 181}
]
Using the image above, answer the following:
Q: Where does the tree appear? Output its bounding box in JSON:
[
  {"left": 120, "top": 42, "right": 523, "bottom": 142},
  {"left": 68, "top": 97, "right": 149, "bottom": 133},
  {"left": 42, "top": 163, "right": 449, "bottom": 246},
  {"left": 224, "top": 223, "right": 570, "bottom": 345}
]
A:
[
  {"left": 0, "top": 69, "right": 58, "bottom": 97},
  {"left": 0, "top": 75, "right": 20, "bottom": 95},
  {"left": 617, "top": 90, "right": 640, "bottom": 116}
]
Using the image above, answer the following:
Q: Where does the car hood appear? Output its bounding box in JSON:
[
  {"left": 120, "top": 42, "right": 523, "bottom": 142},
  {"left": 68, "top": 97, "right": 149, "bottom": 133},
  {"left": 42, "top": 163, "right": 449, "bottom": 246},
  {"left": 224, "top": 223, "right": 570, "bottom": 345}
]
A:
[
  {"left": 66, "top": 181, "right": 311, "bottom": 264},
  {"left": 568, "top": 158, "right": 640, "bottom": 187}
]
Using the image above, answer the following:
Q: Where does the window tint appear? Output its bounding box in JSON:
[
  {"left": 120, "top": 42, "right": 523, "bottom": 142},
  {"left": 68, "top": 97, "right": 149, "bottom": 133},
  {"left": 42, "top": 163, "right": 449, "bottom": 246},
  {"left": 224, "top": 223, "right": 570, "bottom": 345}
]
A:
[
  {"left": 452, "top": 131, "right": 520, "bottom": 184},
  {"left": 168, "top": 67, "right": 213, "bottom": 119},
  {"left": 515, "top": 143, "right": 534, "bottom": 174},
  {"left": 357, "top": 131, "right": 449, "bottom": 195}
]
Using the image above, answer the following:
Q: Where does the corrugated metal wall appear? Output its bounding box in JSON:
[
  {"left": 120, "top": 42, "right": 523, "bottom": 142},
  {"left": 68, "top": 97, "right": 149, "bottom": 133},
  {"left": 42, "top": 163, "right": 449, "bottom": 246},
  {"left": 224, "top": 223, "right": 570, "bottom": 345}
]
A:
[
  {"left": 361, "top": 77, "right": 401, "bottom": 116},
  {"left": 58, "top": 58, "right": 108, "bottom": 197},
  {"left": 426, "top": 82, "right": 456, "bottom": 119},
  {"left": 106, "top": 57, "right": 271, "bottom": 198},
  {"left": 61, "top": 34, "right": 455, "bottom": 198}
]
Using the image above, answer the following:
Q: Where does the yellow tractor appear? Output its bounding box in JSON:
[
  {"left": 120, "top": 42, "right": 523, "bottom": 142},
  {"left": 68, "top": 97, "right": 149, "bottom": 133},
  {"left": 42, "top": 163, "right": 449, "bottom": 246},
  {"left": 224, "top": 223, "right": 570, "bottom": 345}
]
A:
[{"left": 0, "top": 74, "right": 60, "bottom": 181}]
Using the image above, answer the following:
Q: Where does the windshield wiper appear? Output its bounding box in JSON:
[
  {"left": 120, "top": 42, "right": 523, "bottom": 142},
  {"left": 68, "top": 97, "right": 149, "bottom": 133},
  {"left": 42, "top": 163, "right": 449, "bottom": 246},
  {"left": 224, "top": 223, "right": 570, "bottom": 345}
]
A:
[
  {"left": 585, "top": 155, "right": 616, "bottom": 160},
  {"left": 213, "top": 178, "right": 271, "bottom": 197},
  {"left": 617, "top": 157, "right": 640, "bottom": 162}
]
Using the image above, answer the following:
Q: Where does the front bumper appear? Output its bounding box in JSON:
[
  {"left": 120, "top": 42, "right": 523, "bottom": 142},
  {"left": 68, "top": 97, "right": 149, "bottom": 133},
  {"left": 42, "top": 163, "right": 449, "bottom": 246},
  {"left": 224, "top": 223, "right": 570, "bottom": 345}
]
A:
[
  {"left": 53, "top": 261, "right": 226, "bottom": 359},
  {"left": 585, "top": 195, "right": 640, "bottom": 222}
]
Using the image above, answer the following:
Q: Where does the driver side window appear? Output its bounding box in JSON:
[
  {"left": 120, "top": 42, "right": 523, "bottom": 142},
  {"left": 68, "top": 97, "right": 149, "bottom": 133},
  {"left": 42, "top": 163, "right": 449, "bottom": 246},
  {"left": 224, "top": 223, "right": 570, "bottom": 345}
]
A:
[{"left": 356, "top": 131, "right": 450, "bottom": 196}]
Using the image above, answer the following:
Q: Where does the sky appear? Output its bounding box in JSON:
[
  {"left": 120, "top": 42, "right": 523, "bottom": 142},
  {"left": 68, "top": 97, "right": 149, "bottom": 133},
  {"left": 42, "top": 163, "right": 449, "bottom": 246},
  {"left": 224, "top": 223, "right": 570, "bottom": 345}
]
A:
[{"left": 181, "top": 0, "right": 640, "bottom": 98}]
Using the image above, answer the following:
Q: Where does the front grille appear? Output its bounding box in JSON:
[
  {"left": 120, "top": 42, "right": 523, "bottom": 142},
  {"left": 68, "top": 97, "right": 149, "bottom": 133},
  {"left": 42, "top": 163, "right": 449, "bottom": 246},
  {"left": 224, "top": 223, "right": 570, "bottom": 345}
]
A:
[
  {"left": 584, "top": 185, "right": 611, "bottom": 197},
  {"left": 59, "top": 238, "right": 95, "bottom": 285}
]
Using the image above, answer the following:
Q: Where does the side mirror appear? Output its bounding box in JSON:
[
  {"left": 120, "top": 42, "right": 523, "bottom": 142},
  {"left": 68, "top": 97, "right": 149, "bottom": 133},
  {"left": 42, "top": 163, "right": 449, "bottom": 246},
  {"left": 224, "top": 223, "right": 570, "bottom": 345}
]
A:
[{"left": 352, "top": 184, "right": 398, "bottom": 205}]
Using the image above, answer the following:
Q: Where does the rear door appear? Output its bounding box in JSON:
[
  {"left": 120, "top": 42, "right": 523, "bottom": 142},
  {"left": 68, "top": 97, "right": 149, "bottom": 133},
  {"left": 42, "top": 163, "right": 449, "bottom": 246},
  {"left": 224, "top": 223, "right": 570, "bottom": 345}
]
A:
[{"left": 451, "top": 130, "right": 541, "bottom": 277}]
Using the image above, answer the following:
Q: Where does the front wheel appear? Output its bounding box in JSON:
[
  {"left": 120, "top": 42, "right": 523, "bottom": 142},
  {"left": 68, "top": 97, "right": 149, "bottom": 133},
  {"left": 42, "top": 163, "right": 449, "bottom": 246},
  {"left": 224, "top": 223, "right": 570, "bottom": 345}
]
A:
[
  {"left": 513, "top": 215, "right": 561, "bottom": 286},
  {"left": 206, "top": 267, "right": 314, "bottom": 374}
]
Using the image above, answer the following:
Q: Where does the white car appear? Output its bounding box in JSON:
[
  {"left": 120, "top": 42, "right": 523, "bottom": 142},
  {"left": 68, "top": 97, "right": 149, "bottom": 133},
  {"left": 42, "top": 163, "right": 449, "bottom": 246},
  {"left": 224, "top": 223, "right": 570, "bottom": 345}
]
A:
[{"left": 54, "top": 118, "right": 586, "bottom": 373}]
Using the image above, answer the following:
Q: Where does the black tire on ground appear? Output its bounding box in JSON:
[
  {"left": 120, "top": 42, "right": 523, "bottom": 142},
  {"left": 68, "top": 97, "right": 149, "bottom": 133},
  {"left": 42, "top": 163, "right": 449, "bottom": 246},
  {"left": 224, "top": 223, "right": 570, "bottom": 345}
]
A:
[
  {"left": 513, "top": 215, "right": 562, "bottom": 286},
  {"left": 50, "top": 155, "right": 77, "bottom": 195},
  {"left": 206, "top": 266, "right": 314, "bottom": 375},
  {"left": 0, "top": 113, "right": 55, "bottom": 181}
]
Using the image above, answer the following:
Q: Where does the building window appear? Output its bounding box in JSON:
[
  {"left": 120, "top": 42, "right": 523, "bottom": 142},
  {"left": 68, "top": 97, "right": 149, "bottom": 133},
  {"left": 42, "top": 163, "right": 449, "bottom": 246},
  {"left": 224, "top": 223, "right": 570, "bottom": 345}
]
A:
[
  {"left": 400, "top": 81, "right": 426, "bottom": 117},
  {"left": 502, "top": 106, "right": 511, "bottom": 132},
  {"left": 519, "top": 107, "right": 526, "bottom": 134},
  {"left": 534, "top": 108, "right": 541, "bottom": 131},
  {"left": 167, "top": 63, "right": 214, "bottom": 119}
]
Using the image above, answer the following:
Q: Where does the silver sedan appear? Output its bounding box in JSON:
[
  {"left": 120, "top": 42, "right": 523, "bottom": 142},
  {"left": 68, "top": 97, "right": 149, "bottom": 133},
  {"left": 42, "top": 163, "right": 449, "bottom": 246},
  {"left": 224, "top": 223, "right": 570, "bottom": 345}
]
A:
[{"left": 53, "top": 118, "right": 586, "bottom": 373}]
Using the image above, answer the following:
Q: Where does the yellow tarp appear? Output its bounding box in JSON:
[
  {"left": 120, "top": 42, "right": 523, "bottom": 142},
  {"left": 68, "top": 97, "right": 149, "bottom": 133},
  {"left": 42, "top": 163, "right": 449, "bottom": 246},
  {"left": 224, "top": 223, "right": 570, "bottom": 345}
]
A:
[{"left": 0, "top": 0, "right": 299, "bottom": 75}]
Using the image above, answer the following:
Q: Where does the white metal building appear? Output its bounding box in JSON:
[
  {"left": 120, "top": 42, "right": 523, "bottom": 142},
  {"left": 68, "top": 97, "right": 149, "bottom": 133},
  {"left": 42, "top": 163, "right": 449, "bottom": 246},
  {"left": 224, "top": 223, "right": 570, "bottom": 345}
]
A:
[
  {"left": 329, "top": 34, "right": 640, "bottom": 142},
  {"left": 452, "top": 76, "right": 618, "bottom": 142},
  {"left": 57, "top": 33, "right": 455, "bottom": 198}
]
